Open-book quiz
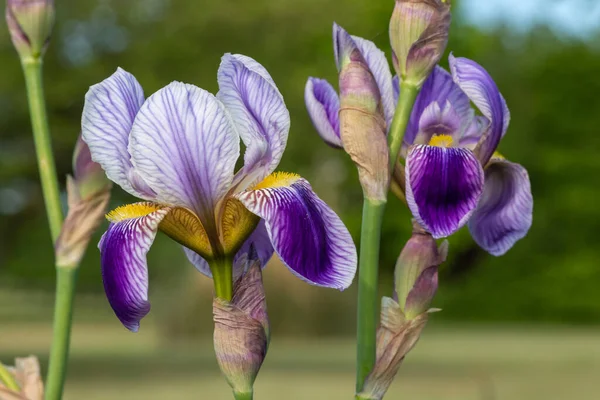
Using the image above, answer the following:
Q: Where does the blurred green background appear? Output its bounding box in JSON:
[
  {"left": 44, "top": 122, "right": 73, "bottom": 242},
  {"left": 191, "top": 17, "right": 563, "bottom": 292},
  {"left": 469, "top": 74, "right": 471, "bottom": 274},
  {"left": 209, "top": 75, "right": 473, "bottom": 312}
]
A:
[{"left": 1, "top": 0, "right": 599, "bottom": 398}]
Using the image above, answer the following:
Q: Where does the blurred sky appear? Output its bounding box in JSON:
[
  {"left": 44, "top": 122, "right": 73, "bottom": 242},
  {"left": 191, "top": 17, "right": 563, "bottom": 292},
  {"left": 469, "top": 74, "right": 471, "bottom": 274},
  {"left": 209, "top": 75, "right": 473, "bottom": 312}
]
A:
[{"left": 461, "top": 0, "right": 600, "bottom": 38}]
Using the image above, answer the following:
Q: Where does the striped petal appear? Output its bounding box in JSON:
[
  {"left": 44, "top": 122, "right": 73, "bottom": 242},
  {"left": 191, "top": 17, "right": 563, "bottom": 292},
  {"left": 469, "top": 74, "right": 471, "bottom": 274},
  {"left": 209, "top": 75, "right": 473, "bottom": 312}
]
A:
[
  {"left": 128, "top": 82, "right": 239, "bottom": 231},
  {"left": 305, "top": 78, "right": 342, "bottom": 148},
  {"left": 449, "top": 55, "right": 511, "bottom": 165},
  {"left": 468, "top": 159, "right": 533, "bottom": 256},
  {"left": 100, "top": 203, "right": 170, "bottom": 332},
  {"left": 236, "top": 173, "right": 357, "bottom": 290},
  {"left": 82, "top": 68, "right": 155, "bottom": 198},
  {"left": 351, "top": 35, "right": 395, "bottom": 127},
  {"left": 413, "top": 101, "right": 463, "bottom": 144},
  {"left": 406, "top": 145, "right": 484, "bottom": 238},
  {"left": 217, "top": 54, "right": 290, "bottom": 188}
]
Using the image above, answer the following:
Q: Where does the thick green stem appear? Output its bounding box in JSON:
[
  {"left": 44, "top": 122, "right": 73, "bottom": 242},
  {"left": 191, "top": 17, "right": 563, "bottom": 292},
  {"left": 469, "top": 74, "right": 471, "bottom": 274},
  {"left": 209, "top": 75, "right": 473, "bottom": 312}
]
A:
[
  {"left": 355, "top": 198, "right": 386, "bottom": 392},
  {"left": 387, "top": 81, "right": 419, "bottom": 171},
  {"left": 21, "top": 58, "right": 63, "bottom": 242},
  {"left": 0, "top": 362, "right": 20, "bottom": 392},
  {"left": 210, "top": 257, "right": 234, "bottom": 301},
  {"left": 234, "top": 391, "right": 253, "bottom": 400},
  {"left": 44, "top": 267, "right": 78, "bottom": 400}
]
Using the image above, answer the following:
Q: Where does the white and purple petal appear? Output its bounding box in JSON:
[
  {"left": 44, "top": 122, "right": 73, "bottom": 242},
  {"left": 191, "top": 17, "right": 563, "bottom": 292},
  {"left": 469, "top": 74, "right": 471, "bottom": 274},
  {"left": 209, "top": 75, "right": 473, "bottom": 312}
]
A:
[
  {"left": 304, "top": 78, "right": 342, "bottom": 148},
  {"left": 468, "top": 159, "right": 533, "bottom": 256},
  {"left": 414, "top": 101, "right": 462, "bottom": 144},
  {"left": 128, "top": 82, "right": 239, "bottom": 229},
  {"left": 236, "top": 178, "right": 357, "bottom": 290},
  {"left": 81, "top": 68, "right": 155, "bottom": 198},
  {"left": 100, "top": 208, "right": 169, "bottom": 332},
  {"left": 405, "top": 145, "right": 484, "bottom": 239},
  {"left": 449, "top": 55, "right": 510, "bottom": 164},
  {"left": 351, "top": 35, "right": 395, "bottom": 127},
  {"left": 217, "top": 54, "right": 290, "bottom": 186},
  {"left": 403, "top": 66, "right": 472, "bottom": 147}
]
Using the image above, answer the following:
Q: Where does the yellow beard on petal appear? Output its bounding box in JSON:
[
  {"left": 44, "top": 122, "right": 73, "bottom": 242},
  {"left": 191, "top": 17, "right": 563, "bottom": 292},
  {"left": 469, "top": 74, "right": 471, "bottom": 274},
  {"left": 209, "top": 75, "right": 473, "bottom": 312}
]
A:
[
  {"left": 106, "top": 202, "right": 213, "bottom": 258},
  {"left": 253, "top": 171, "right": 300, "bottom": 190},
  {"left": 428, "top": 134, "right": 454, "bottom": 148}
]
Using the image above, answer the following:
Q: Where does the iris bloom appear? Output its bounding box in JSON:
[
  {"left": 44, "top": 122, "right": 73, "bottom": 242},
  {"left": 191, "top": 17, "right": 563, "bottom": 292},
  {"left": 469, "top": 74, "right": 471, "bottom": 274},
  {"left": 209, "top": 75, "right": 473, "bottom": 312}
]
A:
[
  {"left": 82, "top": 54, "right": 357, "bottom": 332},
  {"left": 305, "top": 32, "right": 532, "bottom": 256}
]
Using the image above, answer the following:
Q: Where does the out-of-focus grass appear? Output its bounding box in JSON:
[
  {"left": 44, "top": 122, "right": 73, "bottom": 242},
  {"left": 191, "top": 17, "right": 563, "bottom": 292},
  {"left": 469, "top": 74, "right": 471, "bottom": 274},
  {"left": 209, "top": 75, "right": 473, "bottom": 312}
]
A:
[{"left": 2, "top": 320, "right": 600, "bottom": 399}]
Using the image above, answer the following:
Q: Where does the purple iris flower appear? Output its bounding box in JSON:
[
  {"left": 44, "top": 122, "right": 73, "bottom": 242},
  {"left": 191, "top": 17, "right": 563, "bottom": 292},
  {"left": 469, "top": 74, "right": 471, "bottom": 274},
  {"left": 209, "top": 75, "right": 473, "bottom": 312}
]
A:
[
  {"left": 305, "top": 32, "right": 533, "bottom": 256},
  {"left": 82, "top": 54, "right": 357, "bottom": 332}
]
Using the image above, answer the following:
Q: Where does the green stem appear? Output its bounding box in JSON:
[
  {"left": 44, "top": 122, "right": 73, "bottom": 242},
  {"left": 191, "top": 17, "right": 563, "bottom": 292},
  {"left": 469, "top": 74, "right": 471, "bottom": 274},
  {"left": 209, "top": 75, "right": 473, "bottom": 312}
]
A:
[
  {"left": 234, "top": 391, "right": 253, "bottom": 400},
  {"left": 0, "top": 362, "right": 20, "bottom": 392},
  {"left": 21, "top": 57, "right": 63, "bottom": 242},
  {"left": 209, "top": 257, "right": 234, "bottom": 301},
  {"left": 44, "top": 267, "right": 78, "bottom": 400},
  {"left": 355, "top": 198, "right": 386, "bottom": 392},
  {"left": 387, "top": 81, "right": 419, "bottom": 171}
]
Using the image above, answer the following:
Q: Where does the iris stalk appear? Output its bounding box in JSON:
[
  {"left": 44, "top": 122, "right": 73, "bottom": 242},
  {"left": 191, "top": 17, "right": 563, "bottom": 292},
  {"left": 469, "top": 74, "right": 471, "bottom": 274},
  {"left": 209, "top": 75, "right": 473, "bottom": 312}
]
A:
[
  {"left": 20, "top": 58, "right": 74, "bottom": 400},
  {"left": 355, "top": 81, "right": 420, "bottom": 393},
  {"left": 209, "top": 257, "right": 234, "bottom": 301}
]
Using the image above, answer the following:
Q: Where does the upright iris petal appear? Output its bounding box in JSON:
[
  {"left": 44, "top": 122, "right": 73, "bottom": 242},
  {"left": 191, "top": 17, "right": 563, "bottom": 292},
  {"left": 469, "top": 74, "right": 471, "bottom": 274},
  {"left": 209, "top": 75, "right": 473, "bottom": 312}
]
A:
[
  {"left": 405, "top": 145, "right": 484, "bottom": 239},
  {"left": 468, "top": 159, "right": 533, "bottom": 256},
  {"left": 304, "top": 78, "right": 342, "bottom": 148},
  {"left": 128, "top": 82, "right": 240, "bottom": 230},
  {"left": 236, "top": 174, "right": 357, "bottom": 290}
]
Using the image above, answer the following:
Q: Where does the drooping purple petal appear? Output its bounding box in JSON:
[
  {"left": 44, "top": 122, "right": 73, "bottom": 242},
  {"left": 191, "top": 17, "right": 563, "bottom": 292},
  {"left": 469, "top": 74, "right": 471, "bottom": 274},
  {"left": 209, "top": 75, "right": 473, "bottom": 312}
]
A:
[
  {"left": 403, "top": 66, "right": 472, "bottom": 147},
  {"left": 236, "top": 177, "right": 357, "bottom": 290},
  {"left": 405, "top": 145, "right": 484, "bottom": 238},
  {"left": 100, "top": 207, "right": 169, "bottom": 332},
  {"left": 82, "top": 68, "right": 155, "bottom": 198},
  {"left": 128, "top": 82, "right": 239, "bottom": 231},
  {"left": 184, "top": 220, "right": 275, "bottom": 279},
  {"left": 304, "top": 78, "right": 342, "bottom": 148},
  {"left": 351, "top": 35, "right": 395, "bottom": 127},
  {"left": 449, "top": 55, "right": 511, "bottom": 164},
  {"left": 217, "top": 54, "right": 290, "bottom": 187},
  {"left": 468, "top": 159, "right": 533, "bottom": 256},
  {"left": 413, "top": 101, "right": 462, "bottom": 144}
]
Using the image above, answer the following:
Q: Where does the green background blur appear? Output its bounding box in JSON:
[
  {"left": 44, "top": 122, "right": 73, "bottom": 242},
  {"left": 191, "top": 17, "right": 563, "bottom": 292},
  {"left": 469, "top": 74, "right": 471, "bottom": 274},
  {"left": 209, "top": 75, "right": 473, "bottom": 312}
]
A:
[{"left": 1, "top": 0, "right": 599, "bottom": 399}]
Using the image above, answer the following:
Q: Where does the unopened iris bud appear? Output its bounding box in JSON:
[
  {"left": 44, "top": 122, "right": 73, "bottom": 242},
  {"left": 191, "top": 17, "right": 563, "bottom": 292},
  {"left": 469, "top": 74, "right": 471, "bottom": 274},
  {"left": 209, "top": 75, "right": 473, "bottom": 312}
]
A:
[
  {"left": 389, "top": 0, "right": 451, "bottom": 87},
  {"left": 395, "top": 220, "right": 447, "bottom": 319},
  {"left": 0, "top": 356, "right": 44, "bottom": 400},
  {"left": 335, "top": 23, "right": 389, "bottom": 201},
  {"left": 55, "top": 135, "right": 111, "bottom": 268},
  {"left": 213, "top": 260, "right": 269, "bottom": 398},
  {"left": 5, "top": 0, "right": 55, "bottom": 60}
]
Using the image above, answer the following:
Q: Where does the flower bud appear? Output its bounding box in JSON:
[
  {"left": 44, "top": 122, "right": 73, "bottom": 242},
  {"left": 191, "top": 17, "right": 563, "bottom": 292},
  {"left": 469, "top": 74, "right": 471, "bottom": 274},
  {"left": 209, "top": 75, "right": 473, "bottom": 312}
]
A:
[
  {"left": 358, "top": 297, "right": 428, "bottom": 400},
  {"left": 335, "top": 23, "right": 390, "bottom": 201},
  {"left": 213, "top": 260, "right": 269, "bottom": 397},
  {"left": 395, "top": 220, "right": 447, "bottom": 320},
  {"left": 0, "top": 356, "right": 44, "bottom": 400},
  {"left": 5, "top": 0, "right": 55, "bottom": 60},
  {"left": 55, "top": 136, "right": 111, "bottom": 268},
  {"left": 389, "top": 0, "right": 451, "bottom": 87}
]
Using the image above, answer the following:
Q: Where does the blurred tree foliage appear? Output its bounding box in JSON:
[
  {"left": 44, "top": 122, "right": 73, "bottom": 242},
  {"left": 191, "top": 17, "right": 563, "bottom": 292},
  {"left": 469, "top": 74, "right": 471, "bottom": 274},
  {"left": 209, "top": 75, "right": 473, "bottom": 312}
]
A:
[{"left": 0, "top": 0, "right": 599, "bottom": 327}]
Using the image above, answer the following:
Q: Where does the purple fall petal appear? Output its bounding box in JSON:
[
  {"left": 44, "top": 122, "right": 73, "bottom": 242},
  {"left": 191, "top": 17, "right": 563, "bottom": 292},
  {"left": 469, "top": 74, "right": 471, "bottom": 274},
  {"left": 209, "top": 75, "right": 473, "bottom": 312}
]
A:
[
  {"left": 403, "top": 66, "right": 472, "bottom": 147},
  {"left": 81, "top": 68, "right": 154, "bottom": 198},
  {"left": 405, "top": 145, "right": 485, "bottom": 239},
  {"left": 236, "top": 178, "right": 357, "bottom": 290},
  {"left": 449, "top": 55, "right": 511, "bottom": 164},
  {"left": 217, "top": 54, "right": 290, "bottom": 186},
  {"left": 304, "top": 78, "right": 342, "bottom": 148},
  {"left": 100, "top": 208, "right": 169, "bottom": 332},
  {"left": 468, "top": 159, "right": 533, "bottom": 256},
  {"left": 128, "top": 82, "right": 239, "bottom": 229}
]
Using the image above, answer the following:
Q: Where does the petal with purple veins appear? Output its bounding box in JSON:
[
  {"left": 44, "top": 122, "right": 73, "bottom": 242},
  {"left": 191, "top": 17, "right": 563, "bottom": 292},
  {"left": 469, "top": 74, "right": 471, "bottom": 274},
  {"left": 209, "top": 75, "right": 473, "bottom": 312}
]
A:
[
  {"left": 100, "top": 203, "right": 170, "bottom": 332},
  {"left": 128, "top": 82, "right": 239, "bottom": 230},
  {"left": 449, "top": 55, "right": 510, "bottom": 164},
  {"left": 305, "top": 78, "right": 342, "bottom": 148},
  {"left": 414, "top": 101, "right": 462, "bottom": 144},
  {"left": 236, "top": 173, "right": 357, "bottom": 290},
  {"left": 217, "top": 54, "right": 290, "bottom": 187},
  {"left": 82, "top": 68, "right": 155, "bottom": 198},
  {"left": 405, "top": 145, "right": 484, "bottom": 238},
  {"left": 468, "top": 159, "right": 533, "bottom": 256}
]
